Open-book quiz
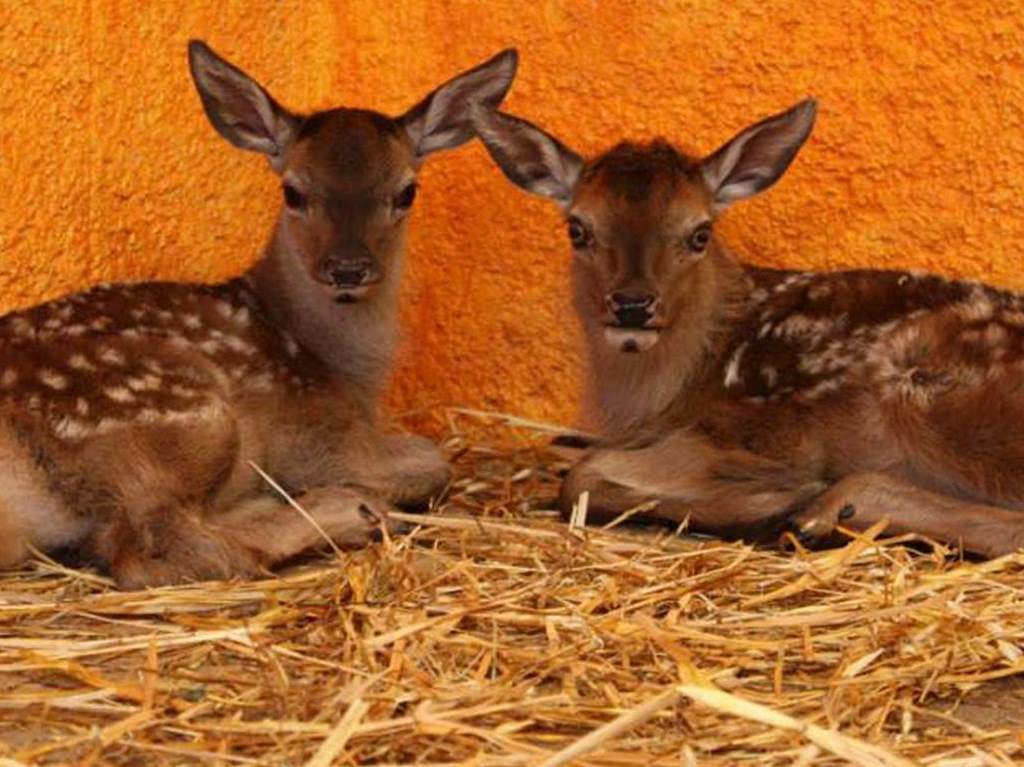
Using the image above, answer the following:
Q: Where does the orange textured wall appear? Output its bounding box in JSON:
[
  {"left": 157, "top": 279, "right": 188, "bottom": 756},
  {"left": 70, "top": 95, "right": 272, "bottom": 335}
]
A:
[{"left": 1, "top": 2, "right": 1023, "bottom": 426}]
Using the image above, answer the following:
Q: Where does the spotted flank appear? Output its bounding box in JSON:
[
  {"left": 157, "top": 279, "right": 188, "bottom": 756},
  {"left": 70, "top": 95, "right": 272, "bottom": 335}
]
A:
[
  {"left": 0, "top": 279, "right": 317, "bottom": 442},
  {"left": 725, "top": 268, "right": 1024, "bottom": 407}
]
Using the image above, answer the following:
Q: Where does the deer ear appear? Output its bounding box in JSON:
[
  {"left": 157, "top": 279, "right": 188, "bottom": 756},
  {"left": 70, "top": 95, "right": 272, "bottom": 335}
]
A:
[
  {"left": 700, "top": 99, "right": 817, "bottom": 208},
  {"left": 471, "top": 108, "right": 583, "bottom": 207},
  {"left": 400, "top": 49, "right": 518, "bottom": 158},
  {"left": 188, "top": 40, "right": 299, "bottom": 169}
]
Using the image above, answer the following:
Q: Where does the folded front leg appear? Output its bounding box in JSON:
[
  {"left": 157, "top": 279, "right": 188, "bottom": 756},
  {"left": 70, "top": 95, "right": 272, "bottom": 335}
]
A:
[
  {"left": 788, "top": 472, "right": 1024, "bottom": 558},
  {"left": 560, "top": 427, "right": 824, "bottom": 538}
]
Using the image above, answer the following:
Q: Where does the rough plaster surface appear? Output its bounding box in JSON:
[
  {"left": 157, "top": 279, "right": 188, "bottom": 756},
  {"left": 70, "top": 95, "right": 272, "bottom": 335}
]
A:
[{"left": 1, "top": 1, "right": 1022, "bottom": 426}]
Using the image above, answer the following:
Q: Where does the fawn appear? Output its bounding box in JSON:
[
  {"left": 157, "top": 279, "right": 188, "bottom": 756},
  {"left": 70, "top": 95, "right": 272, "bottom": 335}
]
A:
[
  {"left": 0, "top": 41, "right": 518, "bottom": 587},
  {"left": 473, "top": 99, "right": 1024, "bottom": 557}
]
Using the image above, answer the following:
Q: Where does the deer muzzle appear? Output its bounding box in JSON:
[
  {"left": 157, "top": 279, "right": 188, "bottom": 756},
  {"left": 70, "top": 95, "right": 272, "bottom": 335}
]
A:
[
  {"left": 603, "top": 291, "right": 662, "bottom": 353},
  {"left": 319, "top": 256, "right": 383, "bottom": 302}
]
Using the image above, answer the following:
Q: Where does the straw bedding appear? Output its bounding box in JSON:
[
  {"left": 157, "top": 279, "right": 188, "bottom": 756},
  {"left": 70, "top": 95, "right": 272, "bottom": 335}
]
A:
[{"left": 2, "top": 409, "right": 1024, "bottom": 766}]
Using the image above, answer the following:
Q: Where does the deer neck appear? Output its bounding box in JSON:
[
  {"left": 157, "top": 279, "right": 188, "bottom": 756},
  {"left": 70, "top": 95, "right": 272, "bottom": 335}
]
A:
[
  {"left": 581, "top": 247, "right": 748, "bottom": 437},
  {"left": 244, "top": 219, "right": 402, "bottom": 394}
]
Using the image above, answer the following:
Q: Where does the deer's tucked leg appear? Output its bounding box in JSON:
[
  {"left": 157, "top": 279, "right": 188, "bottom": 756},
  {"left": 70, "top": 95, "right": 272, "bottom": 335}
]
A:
[
  {"left": 217, "top": 486, "right": 399, "bottom": 561},
  {"left": 72, "top": 408, "right": 399, "bottom": 588},
  {"left": 560, "top": 428, "right": 825, "bottom": 538},
  {"left": 789, "top": 472, "right": 1024, "bottom": 558},
  {"left": 100, "top": 489, "right": 398, "bottom": 590},
  {"left": 333, "top": 432, "right": 451, "bottom": 510}
]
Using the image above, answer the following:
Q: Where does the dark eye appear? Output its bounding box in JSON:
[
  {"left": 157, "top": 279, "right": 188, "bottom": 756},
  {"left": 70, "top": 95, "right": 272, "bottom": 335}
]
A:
[
  {"left": 567, "top": 216, "right": 593, "bottom": 249},
  {"left": 283, "top": 183, "right": 307, "bottom": 212},
  {"left": 394, "top": 183, "right": 417, "bottom": 212},
  {"left": 687, "top": 225, "right": 711, "bottom": 253}
]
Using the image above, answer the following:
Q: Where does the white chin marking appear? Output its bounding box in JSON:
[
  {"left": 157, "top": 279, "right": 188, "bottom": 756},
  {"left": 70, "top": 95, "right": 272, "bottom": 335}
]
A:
[
  {"left": 604, "top": 327, "right": 660, "bottom": 353},
  {"left": 334, "top": 286, "right": 370, "bottom": 303}
]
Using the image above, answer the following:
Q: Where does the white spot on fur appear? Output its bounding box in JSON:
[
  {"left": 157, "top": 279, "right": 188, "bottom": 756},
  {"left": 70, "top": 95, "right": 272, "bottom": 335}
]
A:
[
  {"left": 247, "top": 372, "right": 275, "bottom": 391},
  {"left": 724, "top": 343, "right": 747, "bottom": 389},
  {"left": 63, "top": 324, "right": 88, "bottom": 337},
  {"left": 1001, "top": 310, "right": 1024, "bottom": 327},
  {"left": 68, "top": 353, "right": 97, "bottom": 372},
  {"left": 52, "top": 417, "right": 93, "bottom": 441},
  {"left": 283, "top": 333, "right": 300, "bottom": 358},
  {"left": 10, "top": 317, "right": 34, "bottom": 338},
  {"left": 223, "top": 335, "right": 254, "bottom": 355},
  {"left": 182, "top": 313, "right": 202, "bottom": 330},
  {"left": 798, "top": 378, "right": 844, "bottom": 401},
  {"left": 955, "top": 293, "right": 995, "bottom": 323},
  {"left": 104, "top": 386, "right": 135, "bottom": 403},
  {"left": 38, "top": 369, "right": 68, "bottom": 390},
  {"left": 808, "top": 283, "right": 833, "bottom": 301},
  {"left": 774, "top": 314, "right": 840, "bottom": 340},
  {"left": 75, "top": 398, "right": 90, "bottom": 416},
  {"left": 1, "top": 369, "right": 18, "bottom": 388},
  {"left": 126, "top": 375, "right": 162, "bottom": 392},
  {"left": 99, "top": 347, "right": 126, "bottom": 366}
]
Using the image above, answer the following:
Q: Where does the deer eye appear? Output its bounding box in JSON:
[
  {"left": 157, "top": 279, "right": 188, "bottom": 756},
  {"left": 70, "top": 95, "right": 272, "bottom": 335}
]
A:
[
  {"left": 567, "top": 217, "right": 593, "bottom": 249},
  {"left": 687, "top": 224, "right": 711, "bottom": 253},
  {"left": 282, "top": 183, "right": 308, "bottom": 212},
  {"left": 394, "top": 182, "right": 417, "bottom": 212}
]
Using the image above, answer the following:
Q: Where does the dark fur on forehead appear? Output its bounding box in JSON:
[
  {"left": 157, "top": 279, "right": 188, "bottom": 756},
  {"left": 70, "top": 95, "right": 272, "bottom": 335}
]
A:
[
  {"left": 295, "top": 108, "right": 406, "bottom": 178},
  {"left": 583, "top": 140, "right": 698, "bottom": 203}
]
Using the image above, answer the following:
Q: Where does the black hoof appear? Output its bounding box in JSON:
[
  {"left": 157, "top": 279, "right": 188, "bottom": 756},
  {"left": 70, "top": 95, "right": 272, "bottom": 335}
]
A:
[{"left": 551, "top": 433, "right": 596, "bottom": 450}]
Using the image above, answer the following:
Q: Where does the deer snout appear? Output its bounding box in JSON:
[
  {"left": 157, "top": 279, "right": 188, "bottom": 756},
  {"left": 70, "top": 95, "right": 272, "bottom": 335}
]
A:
[
  {"left": 318, "top": 255, "right": 382, "bottom": 301},
  {"left": 606, "top": 292, "right": 659, "bottom": 329},
  {"left": 330, "top": 264, "right": 374, "bottom": 288}
]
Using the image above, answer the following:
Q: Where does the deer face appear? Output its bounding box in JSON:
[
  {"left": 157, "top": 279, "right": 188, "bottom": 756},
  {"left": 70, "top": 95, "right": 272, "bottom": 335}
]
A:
[
  {"left": 274, "top": 110, "right": 417, "bottom": 303},
  {"left": 473, "top": 100, "right": 817, "bottom": 352},
  {"left": 567, "top": 142, "right": 719, "bottom": 352},
  {"left": 188, "top": 41, "right": 517, "bottom": 303}
]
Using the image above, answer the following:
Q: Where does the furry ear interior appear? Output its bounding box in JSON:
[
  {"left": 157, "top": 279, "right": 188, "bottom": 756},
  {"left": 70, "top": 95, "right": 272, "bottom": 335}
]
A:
[
  {"left": 700, "top": 99, "right": 817, "bottom": 207},
  {"left": 400, "top": 49, "right": 518, "bottom": 158},
  {"left": 472, "top": 108, "right": 583, "bottom": 207},
  {"left": 188, "top": 40, "right": 299, "bottom": 168}
]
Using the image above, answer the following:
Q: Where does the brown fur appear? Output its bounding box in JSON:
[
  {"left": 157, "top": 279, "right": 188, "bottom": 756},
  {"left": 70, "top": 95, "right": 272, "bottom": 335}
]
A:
[
  {"left": 475, "top": 101, "right": 1024, "bottom": 556},
  {"left": 0, "top": 42, "right": 518, "bottom": 586}
]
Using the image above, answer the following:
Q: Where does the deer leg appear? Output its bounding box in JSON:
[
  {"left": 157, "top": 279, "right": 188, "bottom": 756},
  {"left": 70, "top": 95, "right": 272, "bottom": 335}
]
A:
[
  {"left": 216, "top": 486, "right": 400, "bottom": 561},
  {"left": 788, "top": 472, "right": 1024, "bottom": 558},
  {"left": 560, "top": 428, "right": 824, "bottom": 538},
  {"left": 333, "top": 432, "right": 451, "bottom": 510},
  {"left": 102, "top": 488, "right": 398, "bottom": 589}
]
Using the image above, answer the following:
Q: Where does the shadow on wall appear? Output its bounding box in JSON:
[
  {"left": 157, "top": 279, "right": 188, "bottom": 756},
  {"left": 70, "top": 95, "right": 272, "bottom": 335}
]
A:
[{"left": 1, "top": 1, "right": 1022, "bottom": 426}]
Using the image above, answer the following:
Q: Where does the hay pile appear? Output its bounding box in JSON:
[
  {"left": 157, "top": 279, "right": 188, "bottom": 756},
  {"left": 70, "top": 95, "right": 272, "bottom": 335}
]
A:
[{"left": 2, "top": 409, "right": 1024, "bottom": 766}]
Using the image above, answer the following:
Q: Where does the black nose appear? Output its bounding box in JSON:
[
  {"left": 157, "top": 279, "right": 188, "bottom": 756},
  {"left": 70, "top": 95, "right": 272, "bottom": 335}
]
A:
[
  {"left": 609, "top": 292, "right": 656, "bottom": 328},
  {"left": 330, "top": 265, "right": 371, "bottom": 288}
]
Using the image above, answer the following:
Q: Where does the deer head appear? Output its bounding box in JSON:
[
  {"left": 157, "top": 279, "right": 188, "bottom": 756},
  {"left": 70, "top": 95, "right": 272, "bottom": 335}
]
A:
[
  {"left": 471, "top": 100, "right": 816, "bottom": 353},
  {"left": 188, "top": 41, "right": 518, "bottom": 305}
]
